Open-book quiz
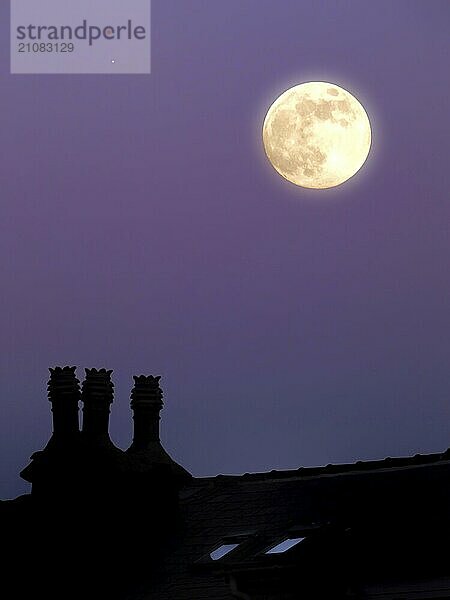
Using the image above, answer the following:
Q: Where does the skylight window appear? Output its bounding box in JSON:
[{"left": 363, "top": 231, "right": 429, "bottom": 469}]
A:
[
  {"left": 265, "top": 537, "right": 305, "bottom": 554},
  {"left": 210, "top": 543, "right": 239, "bottom": 561}
]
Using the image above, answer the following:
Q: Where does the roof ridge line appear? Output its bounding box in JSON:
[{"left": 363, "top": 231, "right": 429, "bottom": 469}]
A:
[{"left": 190, "top": 448, "right": 450, "bottom": 484}]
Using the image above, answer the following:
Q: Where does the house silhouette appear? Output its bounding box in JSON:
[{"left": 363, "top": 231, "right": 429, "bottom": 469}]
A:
[{"left": 1, "top": 366, "right": 450, "bottom": 599}]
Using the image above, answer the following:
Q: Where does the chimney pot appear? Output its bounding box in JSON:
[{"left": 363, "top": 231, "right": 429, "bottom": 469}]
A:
[
  {"left": 130, "top": 374, "right": 163, "bottom": 449},
  {"left": 81, "top": 367, "right": 114, "bottom": 439},
  {"left": 47, "top": 365, "right": 80, "bottom": 437}
]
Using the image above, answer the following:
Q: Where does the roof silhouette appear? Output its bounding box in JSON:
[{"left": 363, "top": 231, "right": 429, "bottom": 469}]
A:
[{"left": 2, "top": 367, "right": 449, "bottom": 600}]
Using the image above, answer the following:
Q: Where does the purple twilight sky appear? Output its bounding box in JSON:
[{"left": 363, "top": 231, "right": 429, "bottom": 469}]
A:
[{"left": 1, "top": 0, "right": 450, "bottom": 498}]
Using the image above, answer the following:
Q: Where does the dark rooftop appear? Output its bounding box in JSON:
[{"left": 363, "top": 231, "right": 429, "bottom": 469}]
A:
[
  {"left": 138, "top": 449, "right": 450, "bottom": 599},
  {"left": 2, "top": 368, "right": 449, "bottom": 600}
]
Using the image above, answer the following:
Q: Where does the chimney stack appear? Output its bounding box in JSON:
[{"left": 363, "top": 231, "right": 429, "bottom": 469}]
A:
[
  {"left": 129, "top": 375, "right": 163, "bottom": 450},
  {"left": 127, "top": 375, "right": 191, "bottom": 481},
  {"left": 47, "top": 366, "right": 80, "bottom": 438},
  {"left": 81, "top": 368, "right": 114, "bottom": 440}
]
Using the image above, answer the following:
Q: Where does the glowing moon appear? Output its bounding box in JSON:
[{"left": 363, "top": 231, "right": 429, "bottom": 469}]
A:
[{"left": 262, "top": 82, "right": 371, "bottom": 189}]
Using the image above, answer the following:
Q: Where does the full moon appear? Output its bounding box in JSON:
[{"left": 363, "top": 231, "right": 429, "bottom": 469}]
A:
[{"left": 262, "top": 82, "right": 371, "bottom": 189}]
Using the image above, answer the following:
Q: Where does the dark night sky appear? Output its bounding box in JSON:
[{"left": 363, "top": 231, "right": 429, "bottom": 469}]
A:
[{"left": 1, "top": 0, "right": 450, "bottom": 498}]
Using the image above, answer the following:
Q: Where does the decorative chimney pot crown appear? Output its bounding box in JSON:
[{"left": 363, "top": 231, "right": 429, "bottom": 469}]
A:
[
  {"left": 130, "top": 375, "right": 163, "bottom": 409},
  {"left": 81, "top": 368, "right": 114, "bottom": 406}
]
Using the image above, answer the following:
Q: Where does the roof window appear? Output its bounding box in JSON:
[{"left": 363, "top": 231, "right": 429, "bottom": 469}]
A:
[
  {"left": 265, "top": 537, "right": 305, "bottom": 554},
  {"left": 210, "top": 543, "right": 239, "bottom": 560}
]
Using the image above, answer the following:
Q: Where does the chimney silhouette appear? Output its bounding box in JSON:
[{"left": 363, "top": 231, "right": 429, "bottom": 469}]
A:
[
  {"left": 81, "top": 368, "right": 114, "bottom": 440},
  {"left": 128, "top": 375, "right": 191, "bottom": 481},
  {"left": 47, "top": 366, "right": 80, "bottom": 438},
  {"left": 129, "top": 375, "right": 163, "bottom": 449}
]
